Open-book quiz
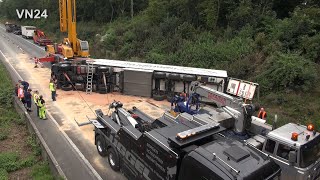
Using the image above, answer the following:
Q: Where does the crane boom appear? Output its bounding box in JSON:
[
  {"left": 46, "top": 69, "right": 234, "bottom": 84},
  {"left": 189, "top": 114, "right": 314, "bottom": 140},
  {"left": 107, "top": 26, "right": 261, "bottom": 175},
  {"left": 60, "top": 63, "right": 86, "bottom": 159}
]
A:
[
  {"left": 190, "top": 82, "right": 255, "bottom": 133},
  {"left": 67, "top": 0, "right": 77, "bottom": 53},
  {"left": 59, "top": 0, "right": 67, "bottom": 32},
  {"left": 192, "top": 85, "right": 243, "bottom": 109}
]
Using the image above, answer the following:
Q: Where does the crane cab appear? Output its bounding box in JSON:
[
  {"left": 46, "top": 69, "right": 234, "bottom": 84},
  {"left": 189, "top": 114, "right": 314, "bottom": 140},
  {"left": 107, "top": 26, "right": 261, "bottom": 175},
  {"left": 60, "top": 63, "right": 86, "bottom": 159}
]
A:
[{"left": 76, "top": 40, "right": 89, "bottom": 57}]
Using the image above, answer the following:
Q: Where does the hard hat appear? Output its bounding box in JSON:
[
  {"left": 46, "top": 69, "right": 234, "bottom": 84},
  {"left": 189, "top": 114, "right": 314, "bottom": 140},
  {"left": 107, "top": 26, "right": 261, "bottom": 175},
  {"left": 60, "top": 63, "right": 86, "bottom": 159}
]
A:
[{"left": 261, "top": 107, "right": 264, "bottom": 111}]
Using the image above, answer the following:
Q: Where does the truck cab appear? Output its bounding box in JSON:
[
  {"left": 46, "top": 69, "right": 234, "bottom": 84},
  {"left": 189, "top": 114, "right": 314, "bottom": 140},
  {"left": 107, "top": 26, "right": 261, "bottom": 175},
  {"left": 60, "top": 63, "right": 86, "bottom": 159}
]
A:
[
  {"left": 33, "top": 29, "right": 52, "bottom": 46},
  {"left": 5, "top": 22, "right": 14, "bottom": 32},
  {"left": 261, "top": 123, "right": 320, "bottom": 180}
]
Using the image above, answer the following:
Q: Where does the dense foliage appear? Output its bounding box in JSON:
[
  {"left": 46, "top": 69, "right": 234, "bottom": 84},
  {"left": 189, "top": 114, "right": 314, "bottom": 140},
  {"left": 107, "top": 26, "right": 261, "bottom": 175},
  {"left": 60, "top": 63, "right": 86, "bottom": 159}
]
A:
[{"left": 1, "top": 0, "right": 320, "bottom": 127}]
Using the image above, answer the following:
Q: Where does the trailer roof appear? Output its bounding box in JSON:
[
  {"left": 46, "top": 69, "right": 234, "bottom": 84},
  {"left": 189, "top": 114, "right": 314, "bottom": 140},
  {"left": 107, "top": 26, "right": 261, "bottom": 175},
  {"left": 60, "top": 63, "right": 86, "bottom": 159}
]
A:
[{"left": 91, "top": 59, "right": 228, "bottom": 78}]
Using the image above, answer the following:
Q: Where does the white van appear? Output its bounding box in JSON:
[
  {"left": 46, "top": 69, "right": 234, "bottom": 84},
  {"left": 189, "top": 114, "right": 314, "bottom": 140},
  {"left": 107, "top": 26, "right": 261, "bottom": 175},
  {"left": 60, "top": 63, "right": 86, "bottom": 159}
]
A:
[{"left": 21, "top": 26, "right": 36, "bottom": 39}]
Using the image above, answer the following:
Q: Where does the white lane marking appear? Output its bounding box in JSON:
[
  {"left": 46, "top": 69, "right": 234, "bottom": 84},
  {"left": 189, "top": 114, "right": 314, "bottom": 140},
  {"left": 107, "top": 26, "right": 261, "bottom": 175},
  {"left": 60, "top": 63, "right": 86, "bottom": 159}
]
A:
[
  {"left": 0, "top": 50, "right": 103, "bottom": 180},
  {"left": 17, "top": 45, "right": 24, "bottom": 52},
  {"left": 0, "top": 25, "right": 45, "bottom": 51},
  {"left": 46, "top": 111, "right": 103, "bottom": 180}
]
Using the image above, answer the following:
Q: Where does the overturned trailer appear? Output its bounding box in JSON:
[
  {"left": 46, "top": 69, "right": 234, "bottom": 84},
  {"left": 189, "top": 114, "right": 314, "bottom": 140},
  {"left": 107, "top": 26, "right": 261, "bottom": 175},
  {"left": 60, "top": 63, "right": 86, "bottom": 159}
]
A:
[{"left": 51, "top": 59, "right": 228, "bottom": 101}]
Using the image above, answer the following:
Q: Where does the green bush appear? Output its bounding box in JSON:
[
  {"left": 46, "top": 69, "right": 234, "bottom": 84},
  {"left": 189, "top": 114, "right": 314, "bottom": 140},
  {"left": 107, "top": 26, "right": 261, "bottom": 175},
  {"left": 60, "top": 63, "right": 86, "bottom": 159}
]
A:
[
  {"left": 0, "top": 152, "right": 36, "bottom": 172},
  {"left": 300, "top": 33, "right": 320, "bottom": 62},
  {"left": 19, "top": 156, "right": 36, "bottom": 168},
  {"left": 0, "top": 168, "right": 8, "bottom": 180},
  {"left": 0, "top": 64, "right": 13, "bottom": 108},
  {"left": 166, "top": 34, "right": 254, "bottom": 69},
  {"left": 27, "top": 135, "right": 42, "bottom": 156},
  {"left": 32, "top": 162, "right": 54, "bottom": 180},
  {"left": 0, "top": 152, "right": 19, "bottom": 172},
  {"left": 256, "top": 53, "right": 317, "bottom": 92},
  {"left": 0, "top": 128, "right": 9, "bottom": 141}
]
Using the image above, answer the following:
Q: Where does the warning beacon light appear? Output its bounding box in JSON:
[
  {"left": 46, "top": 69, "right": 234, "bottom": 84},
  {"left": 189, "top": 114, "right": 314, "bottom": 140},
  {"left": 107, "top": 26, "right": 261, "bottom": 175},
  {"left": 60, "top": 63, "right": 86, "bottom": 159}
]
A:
[
  {"left": 307, "top": 124, "right": 314, "bottom": 131},
  {"left": 291, "top": 132, "right": 298, "bottom": 141}
]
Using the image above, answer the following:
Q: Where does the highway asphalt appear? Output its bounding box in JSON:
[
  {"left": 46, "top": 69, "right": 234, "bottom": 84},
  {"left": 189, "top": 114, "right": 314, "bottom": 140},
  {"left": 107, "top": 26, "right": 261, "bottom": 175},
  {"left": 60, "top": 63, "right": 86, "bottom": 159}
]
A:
[{"left": 0, "top": 25, "right": 126, "bottom": 180}]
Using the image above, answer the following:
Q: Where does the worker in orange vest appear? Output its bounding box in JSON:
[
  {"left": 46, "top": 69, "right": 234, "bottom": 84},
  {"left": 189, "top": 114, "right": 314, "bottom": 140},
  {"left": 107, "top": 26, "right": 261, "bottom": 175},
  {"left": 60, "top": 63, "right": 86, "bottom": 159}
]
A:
[{"left": 258, "top": 107, "right": 267, "bottom": 120}]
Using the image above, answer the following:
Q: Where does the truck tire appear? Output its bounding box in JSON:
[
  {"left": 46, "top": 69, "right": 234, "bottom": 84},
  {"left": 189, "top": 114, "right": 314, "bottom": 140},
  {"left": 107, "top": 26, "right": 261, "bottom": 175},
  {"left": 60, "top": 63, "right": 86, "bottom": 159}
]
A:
[
  {"left": 182, "top": 74, "right": 197, "bottom": 82},
  {"left": 59, "top": 63, "right": 71, "bottom": 71},
  {"left": 167, "top": 95, "right": 173, "bottom": 102},
  {"left": 107, "top": 148, "right": 120, "bottom": 171},
  {"left": 168, "top": 73, "right": 181, "bottom": 81},
  {"left": 153, "top": 72, "right": 166, "bottom": 79},
  {"left": 96, "top": 135, "right": 108, "bottom": 157},
  {"left": 61, "top": 84, "right": 73, "bottom": 91},
  {"left": 153, "top": 94, "right": 166, "bottom": 101},
  {"left": 98, "top": 66, "right": 110, "bottom": 73}
]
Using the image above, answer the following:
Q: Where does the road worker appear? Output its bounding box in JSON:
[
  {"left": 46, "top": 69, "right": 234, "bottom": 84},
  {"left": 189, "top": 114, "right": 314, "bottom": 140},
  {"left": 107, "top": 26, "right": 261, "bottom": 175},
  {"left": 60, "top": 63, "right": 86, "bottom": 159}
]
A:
[
  {"left": 34, "top": 57, "right": 39, "bottom": 68},
  {"left": 258, "top": 107, "right": 267, "bottom": 120},
  {"left": 24, "top": 89, "right": 32, "bottom": 112},
  {"left": 18, "top": 80, "right": 29, "bottom": 92},
  {"left": 180, "top": 92, "right": 187, "bottom": 101},
  {"left": 38, "top": 95, "right": 47, "bottom": 120},
  {"left": 49, "top": 79, "right": 56, "bottom": 101},
  {"left": 33, "top": 90, "right": 40, "bottom": 117}
]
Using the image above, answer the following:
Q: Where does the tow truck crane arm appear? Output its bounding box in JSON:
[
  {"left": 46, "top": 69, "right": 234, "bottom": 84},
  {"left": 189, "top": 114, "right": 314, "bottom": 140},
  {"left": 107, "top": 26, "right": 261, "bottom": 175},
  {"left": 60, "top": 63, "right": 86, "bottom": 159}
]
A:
[{"left": 190, "top": 82, "right": 255, "bottom": 134}]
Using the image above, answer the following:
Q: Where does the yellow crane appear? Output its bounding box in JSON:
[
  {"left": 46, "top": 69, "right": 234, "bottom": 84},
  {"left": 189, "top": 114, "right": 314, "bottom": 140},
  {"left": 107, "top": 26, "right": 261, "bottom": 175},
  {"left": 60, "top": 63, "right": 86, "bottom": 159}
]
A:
[{"left": 46, "top": 0, "right": 89, "bottom": 58}]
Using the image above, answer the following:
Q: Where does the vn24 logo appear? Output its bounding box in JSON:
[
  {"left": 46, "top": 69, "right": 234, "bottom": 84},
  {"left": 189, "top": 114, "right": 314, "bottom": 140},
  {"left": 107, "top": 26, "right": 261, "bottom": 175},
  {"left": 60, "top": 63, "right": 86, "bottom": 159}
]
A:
[{"left": 16, "top": 9, "right": 48, "bottom": 19}]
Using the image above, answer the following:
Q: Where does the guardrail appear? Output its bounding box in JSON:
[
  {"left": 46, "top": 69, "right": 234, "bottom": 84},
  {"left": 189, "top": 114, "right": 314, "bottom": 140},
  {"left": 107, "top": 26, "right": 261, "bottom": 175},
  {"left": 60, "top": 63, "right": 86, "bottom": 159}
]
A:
[{"left": 13, "top": 96, "right": 67, "bottom": 179}]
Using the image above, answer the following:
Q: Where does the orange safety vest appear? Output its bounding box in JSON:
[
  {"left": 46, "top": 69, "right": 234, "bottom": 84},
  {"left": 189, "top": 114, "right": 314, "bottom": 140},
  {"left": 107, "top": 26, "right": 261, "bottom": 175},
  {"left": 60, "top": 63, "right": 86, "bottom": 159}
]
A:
[{"left": 258, "top": 111, "right": 267, "bottom": 119}]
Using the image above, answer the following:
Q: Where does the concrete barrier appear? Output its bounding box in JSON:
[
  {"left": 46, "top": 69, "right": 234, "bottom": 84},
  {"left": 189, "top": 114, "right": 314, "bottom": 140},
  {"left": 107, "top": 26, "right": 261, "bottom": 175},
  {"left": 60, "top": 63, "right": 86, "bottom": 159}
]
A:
[{"left": 13, "top": 96, "right": 67, "bottom": 179}]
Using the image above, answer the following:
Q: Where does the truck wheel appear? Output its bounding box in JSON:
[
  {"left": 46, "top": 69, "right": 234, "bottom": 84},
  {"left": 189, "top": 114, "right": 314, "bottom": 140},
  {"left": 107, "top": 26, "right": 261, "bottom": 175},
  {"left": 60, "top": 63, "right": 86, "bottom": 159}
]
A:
[
  {"left": 61, "top": 84, "right": 73, "bottom": 91},
  {"left": 167, "top": 95, "right": 173, "bottom": 102},
  {"left": 168, "top": 73, "right": 181, "bottom": 81},
  {"left": 182, "top": 74, "right": 197, "bottom": 82},
  {"left": 153, "top": 94, "right": 166, "bottom": 101},
  {"left": 59, "top": 63, "right": 71, "bottom": 71},
  {"left": 96, "top": 135, "right": 107, "bottom": 157},
  {"left": 108, "top": 148, "right": 120, "bottom": 171},
  {"left": 153, "top": 72, "right": 166, "bottom": 79}
]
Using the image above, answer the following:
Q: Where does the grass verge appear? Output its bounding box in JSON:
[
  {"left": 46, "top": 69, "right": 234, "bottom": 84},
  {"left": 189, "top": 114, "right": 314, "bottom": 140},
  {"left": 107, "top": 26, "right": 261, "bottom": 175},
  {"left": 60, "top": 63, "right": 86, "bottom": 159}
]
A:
[{"left": 0, "top": 60, "right": 54, "bottom": 179}]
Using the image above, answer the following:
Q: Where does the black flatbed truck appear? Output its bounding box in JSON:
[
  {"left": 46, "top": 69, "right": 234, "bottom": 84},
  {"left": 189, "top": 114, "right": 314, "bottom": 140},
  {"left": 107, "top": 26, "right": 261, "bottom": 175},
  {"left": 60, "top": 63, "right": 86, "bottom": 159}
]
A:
[{"left": 90, "top": 101, "right": 281, "bottom": 180}]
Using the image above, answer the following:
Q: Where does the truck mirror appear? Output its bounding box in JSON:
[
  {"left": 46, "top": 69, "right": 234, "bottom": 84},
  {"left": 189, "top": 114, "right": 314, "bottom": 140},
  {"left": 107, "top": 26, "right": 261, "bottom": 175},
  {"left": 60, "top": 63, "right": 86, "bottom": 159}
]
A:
[{"left": 288, "top": 151, "right": 296, "bottom": 164}]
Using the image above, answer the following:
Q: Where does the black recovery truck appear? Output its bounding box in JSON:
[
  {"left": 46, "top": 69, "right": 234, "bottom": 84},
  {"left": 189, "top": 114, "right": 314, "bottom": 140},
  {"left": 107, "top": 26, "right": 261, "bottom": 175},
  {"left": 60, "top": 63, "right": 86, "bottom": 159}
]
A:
[{"left": 90, "top": 101, "right": 281, "bottom": 180}]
